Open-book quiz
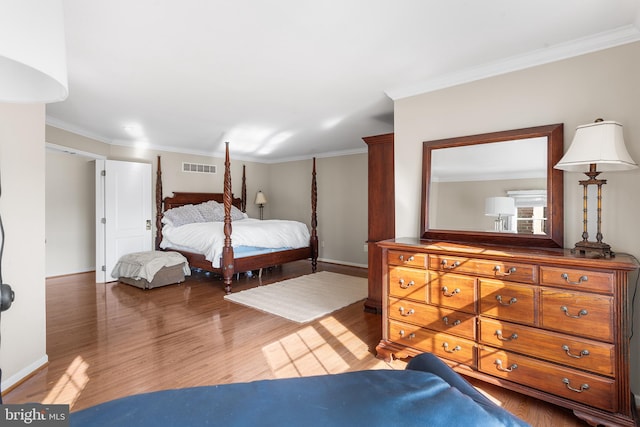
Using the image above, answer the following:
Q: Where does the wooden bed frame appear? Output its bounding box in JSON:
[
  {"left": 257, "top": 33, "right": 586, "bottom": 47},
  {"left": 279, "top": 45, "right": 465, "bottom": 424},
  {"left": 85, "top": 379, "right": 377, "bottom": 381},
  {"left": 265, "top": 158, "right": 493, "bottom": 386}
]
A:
[{"left": 154, "top": 142, "right": 319, "bottom": 293}]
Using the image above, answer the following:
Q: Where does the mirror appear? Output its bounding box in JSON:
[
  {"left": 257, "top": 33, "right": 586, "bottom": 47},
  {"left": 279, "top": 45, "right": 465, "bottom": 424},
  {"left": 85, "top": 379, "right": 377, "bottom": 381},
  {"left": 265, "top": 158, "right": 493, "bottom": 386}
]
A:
[{"left": 421, "top": 123, "right": 564, "bottom": 248}]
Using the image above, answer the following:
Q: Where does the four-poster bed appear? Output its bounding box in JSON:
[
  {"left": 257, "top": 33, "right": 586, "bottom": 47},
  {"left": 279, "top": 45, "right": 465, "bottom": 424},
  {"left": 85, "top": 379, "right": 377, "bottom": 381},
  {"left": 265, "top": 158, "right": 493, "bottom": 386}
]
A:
[{"left": 155, "top": 142, "right": 318, "bottom": 293}]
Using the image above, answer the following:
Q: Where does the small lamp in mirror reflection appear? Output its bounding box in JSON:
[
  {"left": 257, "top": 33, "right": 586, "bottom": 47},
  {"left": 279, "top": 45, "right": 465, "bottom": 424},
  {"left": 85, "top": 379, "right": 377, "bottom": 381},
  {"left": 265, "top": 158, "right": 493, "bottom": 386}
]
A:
[
  {"left": 255, "top": 191, "right": 267, "bottom": 220},
  {"left": 485, "top": 197, "right": 515, "bottom": 232},
  {"left": 554, "top": 119, "right": 638, "bottom": 258}
]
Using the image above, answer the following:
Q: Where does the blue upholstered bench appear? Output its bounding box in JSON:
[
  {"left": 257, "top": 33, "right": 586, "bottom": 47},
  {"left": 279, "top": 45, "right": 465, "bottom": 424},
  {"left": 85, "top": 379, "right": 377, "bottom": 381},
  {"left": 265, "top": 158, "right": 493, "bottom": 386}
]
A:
[{"left": 70, "top": 353, "right": 529, "bottom": 426}]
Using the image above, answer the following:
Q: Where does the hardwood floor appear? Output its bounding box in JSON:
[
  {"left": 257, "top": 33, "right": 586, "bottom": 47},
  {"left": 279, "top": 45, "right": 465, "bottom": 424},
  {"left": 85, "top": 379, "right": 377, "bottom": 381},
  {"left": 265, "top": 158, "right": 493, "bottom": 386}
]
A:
[{"left": 4, "top": 261, "right": 588, "bottom": 426}]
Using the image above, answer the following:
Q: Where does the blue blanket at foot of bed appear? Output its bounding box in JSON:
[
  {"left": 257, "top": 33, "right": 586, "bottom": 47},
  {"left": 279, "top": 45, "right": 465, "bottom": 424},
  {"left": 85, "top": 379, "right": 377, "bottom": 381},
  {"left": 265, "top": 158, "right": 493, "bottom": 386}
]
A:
[{"left": 71, "top": 353, "right": 529, "bottom": 427}]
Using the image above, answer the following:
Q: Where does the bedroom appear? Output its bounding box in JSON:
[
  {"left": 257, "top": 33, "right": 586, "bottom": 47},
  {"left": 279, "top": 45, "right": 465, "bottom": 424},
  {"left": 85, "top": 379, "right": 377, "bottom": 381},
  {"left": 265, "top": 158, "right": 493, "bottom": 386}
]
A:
[{"left": 2, "top": 1, "right": 640, "bottom": 426}]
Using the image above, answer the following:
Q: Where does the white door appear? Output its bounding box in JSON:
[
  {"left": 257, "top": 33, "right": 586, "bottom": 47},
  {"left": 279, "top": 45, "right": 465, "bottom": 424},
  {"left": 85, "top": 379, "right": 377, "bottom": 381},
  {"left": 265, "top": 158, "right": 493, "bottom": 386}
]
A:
[{"left": 96, "top": 160, "right": 152, "bottom": 283}]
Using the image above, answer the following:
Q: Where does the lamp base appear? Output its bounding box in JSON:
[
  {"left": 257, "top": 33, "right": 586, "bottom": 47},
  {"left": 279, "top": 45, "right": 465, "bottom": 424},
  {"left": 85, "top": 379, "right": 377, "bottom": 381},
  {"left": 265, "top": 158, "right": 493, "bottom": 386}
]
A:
[{"left": 571, "top": 240, "right": 614, "bottom": 259}]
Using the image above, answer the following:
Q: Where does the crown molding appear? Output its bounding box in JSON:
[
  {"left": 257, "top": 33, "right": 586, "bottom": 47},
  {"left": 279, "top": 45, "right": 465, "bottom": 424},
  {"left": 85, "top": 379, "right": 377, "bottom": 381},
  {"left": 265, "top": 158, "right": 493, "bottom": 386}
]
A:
[
  {"left": 45, "top": 115, "right": 113, "bottom": 144},
  {"left": 386, "top": 24, "right": 640, "bottom": 101},
  {"left": 263, "top": 147, "right": 368, "bottom": 164}
]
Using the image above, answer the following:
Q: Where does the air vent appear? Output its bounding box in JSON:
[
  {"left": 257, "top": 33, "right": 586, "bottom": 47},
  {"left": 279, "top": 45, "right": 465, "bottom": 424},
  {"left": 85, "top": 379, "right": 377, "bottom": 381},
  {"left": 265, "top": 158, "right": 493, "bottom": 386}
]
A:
[{"left": 182, "top": 162, "right": 217, "bottom": 174}]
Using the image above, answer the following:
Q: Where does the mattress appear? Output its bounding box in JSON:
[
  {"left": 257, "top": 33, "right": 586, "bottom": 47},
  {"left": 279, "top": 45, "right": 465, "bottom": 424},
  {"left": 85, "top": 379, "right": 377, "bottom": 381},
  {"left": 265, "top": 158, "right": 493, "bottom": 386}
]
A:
[{"left": 160, "top": 218, "right": 310, "bottom": 268}]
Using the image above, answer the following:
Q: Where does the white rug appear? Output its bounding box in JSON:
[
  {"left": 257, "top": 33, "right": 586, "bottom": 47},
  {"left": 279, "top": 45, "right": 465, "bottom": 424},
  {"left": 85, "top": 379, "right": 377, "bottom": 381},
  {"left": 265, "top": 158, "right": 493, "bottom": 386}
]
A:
[{"left": 223, "top": 271, "right": 367, "bottom": 323}]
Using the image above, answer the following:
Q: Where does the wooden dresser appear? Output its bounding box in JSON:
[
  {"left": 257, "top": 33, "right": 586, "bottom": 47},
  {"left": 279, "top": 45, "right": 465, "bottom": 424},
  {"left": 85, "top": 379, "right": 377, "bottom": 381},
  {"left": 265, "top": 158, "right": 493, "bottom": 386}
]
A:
[{"left": 376, "top": 238, "right": 638, "bottom": 427}]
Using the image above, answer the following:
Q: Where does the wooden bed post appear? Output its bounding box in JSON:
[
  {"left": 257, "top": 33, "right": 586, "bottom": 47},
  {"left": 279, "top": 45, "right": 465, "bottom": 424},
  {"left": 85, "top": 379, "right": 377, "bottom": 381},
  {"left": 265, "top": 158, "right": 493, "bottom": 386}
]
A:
[
  {"left": 155, "top": 155, "right": 163, "bottom": 250},
  {"left": 241, "top": 164, "right": 247, "bottom": 213},
  {"left": 311, "top": 157, "right": 318, "bottom": 272},
  {"left": 222, "top": 142, "right": 235, "bottom": 294}
]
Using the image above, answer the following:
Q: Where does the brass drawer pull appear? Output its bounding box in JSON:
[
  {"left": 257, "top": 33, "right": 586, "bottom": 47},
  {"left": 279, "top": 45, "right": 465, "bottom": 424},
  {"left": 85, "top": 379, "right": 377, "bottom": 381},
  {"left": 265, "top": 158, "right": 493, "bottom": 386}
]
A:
[
  {"left": 441, "top": 260, "right": 460, "bottom": 270},
  {"left": 398, "top": 306, "right": 415, "bottom": 317},
  {"left": 495, "top": 329, "right": 518, "bottom": 341},
  {"left": 562, "top": 378, "right": 590, "bottom": 393},
  {"left": 442, "top": 342, "right": 461, "bottom": 353},
  {"left": 561, "top": 273, "right": 588, "bottom": 285},
  {"left": 494, "top": 266, "right": 517, "bottom": 276},
  {"left": 495, "top": 359, "right": 518, "bottom": 372},
  {"left": 399, "top": 329, "right": 415, "bottom": 339},
  {"left": 442, "top": 316, "right": 461, "bottom": 326},
  {"left": 562, "top": 345, "right": 590, "bottom": 359},
  {"left": 496, "top": 295, "right": 517, "bottom": 306},
  {"left": 442, "top": 286, "right": 460, "bottom": 297},
  {"left": 398, "top": 279, "right": 415, "bottom": 289},
  {"left": 399, "top": 255, "right": 415, "bottom": 263},
  {"left": 561, "top": 306, "right": 588, "bottom": 318}
]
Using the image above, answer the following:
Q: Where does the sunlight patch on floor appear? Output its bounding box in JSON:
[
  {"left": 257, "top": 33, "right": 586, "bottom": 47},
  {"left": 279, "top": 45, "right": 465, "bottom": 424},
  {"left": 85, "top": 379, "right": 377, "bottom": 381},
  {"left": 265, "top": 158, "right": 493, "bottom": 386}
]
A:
[
  {"left": 318, "top": 316, "right": 370, "bottom": 360},
  {"left": 473, "top": 385, "right": 505, "bottom": 407},
  {"left": 263, "top": 316, "right": 375, "bottom": 378},
  {"left": 42, "top": 356, "right": 89, "bottom": 409}
]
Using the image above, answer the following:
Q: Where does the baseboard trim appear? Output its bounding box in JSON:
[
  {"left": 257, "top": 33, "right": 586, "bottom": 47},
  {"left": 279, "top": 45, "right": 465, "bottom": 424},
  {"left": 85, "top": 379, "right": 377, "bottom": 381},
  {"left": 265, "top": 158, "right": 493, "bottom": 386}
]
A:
[
  {"left": 1, "top": 355, "right": 49, "bottom": 395},
  {"left": 317, "top": 257, "right": 367, "bottom": 269},
  {"left": 46, "top": 269, "right": 95, "bottom": 279}
]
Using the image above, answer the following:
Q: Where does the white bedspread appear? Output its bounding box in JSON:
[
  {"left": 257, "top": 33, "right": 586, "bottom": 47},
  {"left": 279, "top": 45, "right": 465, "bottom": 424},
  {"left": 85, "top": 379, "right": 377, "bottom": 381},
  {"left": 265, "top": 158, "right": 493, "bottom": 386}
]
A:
[{"left": 160, "top": 218, "right": 310, "bottom": 268}]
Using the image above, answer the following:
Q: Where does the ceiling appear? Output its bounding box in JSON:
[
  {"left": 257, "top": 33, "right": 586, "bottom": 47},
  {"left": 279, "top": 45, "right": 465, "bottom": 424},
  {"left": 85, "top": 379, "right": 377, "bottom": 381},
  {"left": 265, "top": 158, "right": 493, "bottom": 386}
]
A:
[{"left": 46, "top": 1, "right": 640, "bottom": 163}]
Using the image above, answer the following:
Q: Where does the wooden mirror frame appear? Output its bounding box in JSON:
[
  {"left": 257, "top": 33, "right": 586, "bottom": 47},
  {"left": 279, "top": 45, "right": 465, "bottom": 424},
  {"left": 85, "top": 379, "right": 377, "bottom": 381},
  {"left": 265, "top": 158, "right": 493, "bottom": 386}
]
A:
[{"left": 421, "top": 123, "right": 564, "bottom": 248}]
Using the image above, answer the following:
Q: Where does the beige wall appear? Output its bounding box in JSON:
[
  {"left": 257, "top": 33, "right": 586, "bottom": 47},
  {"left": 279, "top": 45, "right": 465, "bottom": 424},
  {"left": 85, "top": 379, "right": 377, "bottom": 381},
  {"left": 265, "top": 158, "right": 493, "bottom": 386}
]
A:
[
  {"left": 269, "top": 154, "right": 368, "bottom": 266},
  {"left": 45, "top": 150, "right": 95, "bottom": 276},
  {"left": 0, "top": 104, "right": 47, "bottom": 390},
  {"left": 394, "top": 41, "right": 640, "bottom": 395}
]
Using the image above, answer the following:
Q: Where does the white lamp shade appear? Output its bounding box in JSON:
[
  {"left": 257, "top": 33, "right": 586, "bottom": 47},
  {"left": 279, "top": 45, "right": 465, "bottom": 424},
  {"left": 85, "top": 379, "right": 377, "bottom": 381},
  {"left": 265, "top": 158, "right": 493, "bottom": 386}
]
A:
[
  {"left": 554, "top": 121, "right": 637, "bottom": 172},
  {"left": 485, "top": 196, "right": 515, "bottom": 217},
  {"left": 255, "top": 191, "right": 267, "bottom": 205},
  {"left": 0, "top": 0, "right": 68, "bottom": 103}
]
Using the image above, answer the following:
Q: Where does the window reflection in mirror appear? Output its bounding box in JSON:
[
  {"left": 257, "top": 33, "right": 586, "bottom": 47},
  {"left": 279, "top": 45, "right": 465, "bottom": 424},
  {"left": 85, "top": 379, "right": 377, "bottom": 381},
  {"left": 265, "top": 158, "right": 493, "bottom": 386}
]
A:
[{"left": 508, "top": 189, "right": 547, "bottom": 234}]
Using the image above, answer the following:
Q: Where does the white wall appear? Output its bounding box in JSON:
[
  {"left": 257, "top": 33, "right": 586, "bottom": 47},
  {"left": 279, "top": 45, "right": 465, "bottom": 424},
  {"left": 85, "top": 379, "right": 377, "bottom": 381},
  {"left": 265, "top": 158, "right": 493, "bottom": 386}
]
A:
[
  {"left": 0, "top": 104, "right": 47, "bottom": 391},
  {"left": 394, "top": 41, "right": 640, "bottom": 395}
]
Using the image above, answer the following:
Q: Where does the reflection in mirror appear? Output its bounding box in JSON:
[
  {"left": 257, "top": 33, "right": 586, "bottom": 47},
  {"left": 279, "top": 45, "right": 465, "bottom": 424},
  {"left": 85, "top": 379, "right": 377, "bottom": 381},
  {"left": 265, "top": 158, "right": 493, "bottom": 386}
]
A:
[
  {"left": 421, "top": 123, "right": 564, "bottom": 248},
  {"left": 429, "top": 137, "right": 547, "bottom": 234}
]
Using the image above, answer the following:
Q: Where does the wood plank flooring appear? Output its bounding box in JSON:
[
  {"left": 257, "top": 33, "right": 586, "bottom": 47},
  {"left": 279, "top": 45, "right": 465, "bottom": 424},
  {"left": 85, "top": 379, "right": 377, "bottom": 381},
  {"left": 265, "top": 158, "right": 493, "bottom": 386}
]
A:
[{"left": 3, "top": 261, "right": 587, "bottom": 426}]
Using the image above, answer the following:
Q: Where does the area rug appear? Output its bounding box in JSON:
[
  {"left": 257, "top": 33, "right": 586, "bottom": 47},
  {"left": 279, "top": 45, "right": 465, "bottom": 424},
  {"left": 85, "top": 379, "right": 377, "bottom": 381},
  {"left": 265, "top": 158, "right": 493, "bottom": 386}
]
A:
[{"left": 223, "top": 271, "right": 367, "bottom": 323}]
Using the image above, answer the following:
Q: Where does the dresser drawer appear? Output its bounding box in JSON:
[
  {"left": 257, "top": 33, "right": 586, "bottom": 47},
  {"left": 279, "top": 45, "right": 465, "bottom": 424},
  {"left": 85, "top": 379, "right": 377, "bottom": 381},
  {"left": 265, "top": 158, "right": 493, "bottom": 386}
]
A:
[
  {"left": 429, "top": 255, "right": 537, "bottom": 284},
  {"left": 479, "top": 318, "right": 615, "bottom": 377},
  {"left": 428, "top": 272, "right": 477, "bottom": 313},
  {"left": 540, "top": 266, "right": 614, "bottom": 294},
  {"left": 478, "top": 279, "right": 536, "bottom": 325},
  {"left": 388, "top": 297, "right": 476, "bottom": 340},
  {"left": 478, "top": 347, "right": 616, "bottom": 412},
  {"left": 541, "top": 288, "right": 613, "bottom": 342},
  {"left": 388, "top": 250, "right": 427, "bottom": 268},
  {"left": 389, "top": 320, "right": 476, "bottom": 366},
  {"left": 388, "top": 266, "right": 428, "bottom": 301}
]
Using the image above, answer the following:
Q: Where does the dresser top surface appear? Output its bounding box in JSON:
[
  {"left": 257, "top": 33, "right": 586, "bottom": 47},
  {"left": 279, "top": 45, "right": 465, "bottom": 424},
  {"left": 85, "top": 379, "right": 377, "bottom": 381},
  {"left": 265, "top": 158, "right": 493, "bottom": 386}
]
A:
[{"left": 378, "top": 237, "right": 639, "bottom": 271}]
